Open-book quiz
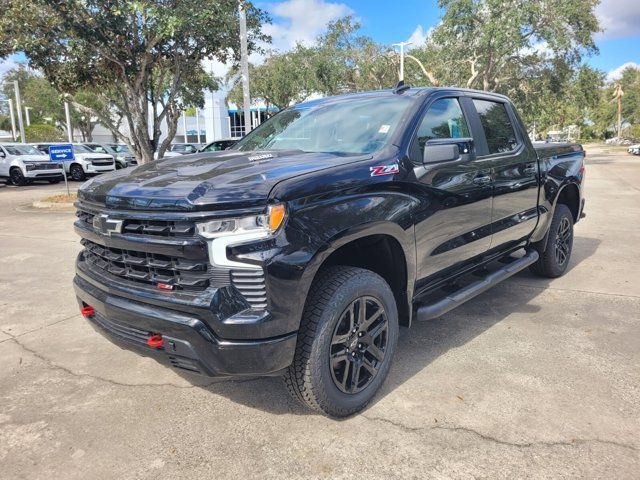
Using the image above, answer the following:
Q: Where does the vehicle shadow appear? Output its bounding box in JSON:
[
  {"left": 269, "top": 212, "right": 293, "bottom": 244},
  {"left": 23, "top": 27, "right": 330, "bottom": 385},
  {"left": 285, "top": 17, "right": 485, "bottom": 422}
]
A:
[{"left": 184, "top": 235, "right": 601, "bottom": 417}]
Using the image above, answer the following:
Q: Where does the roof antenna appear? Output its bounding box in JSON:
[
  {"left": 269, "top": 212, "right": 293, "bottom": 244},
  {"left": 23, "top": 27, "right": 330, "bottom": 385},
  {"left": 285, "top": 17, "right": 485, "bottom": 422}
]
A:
[{"left": 393, "top": 80, "right": 410, "bottom": 94}]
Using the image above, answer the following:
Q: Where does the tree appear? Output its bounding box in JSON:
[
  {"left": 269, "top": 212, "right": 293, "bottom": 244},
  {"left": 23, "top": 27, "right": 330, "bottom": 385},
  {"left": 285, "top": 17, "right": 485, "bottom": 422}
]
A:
[
  {"left": 5, "top": 0, "right": 268, "bottom": 163},
  {"left": 410, "top": 0, "right": 600, "bottom": 91}
]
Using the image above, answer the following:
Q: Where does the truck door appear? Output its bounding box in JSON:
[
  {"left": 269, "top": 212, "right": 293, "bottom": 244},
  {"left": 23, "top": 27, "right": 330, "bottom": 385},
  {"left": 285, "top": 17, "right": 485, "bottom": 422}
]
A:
[
  {"left": 469, "top": 98, "right": 539, "bottom": 250},
  {"left": 410, "top": 96, "right": 493, "bottom": 282}
]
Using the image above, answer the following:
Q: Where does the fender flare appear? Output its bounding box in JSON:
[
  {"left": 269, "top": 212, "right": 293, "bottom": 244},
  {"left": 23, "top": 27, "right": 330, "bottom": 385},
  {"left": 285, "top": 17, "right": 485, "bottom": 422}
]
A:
[{"left": 298, "top": 220, "right": 416, "bottom": 325}]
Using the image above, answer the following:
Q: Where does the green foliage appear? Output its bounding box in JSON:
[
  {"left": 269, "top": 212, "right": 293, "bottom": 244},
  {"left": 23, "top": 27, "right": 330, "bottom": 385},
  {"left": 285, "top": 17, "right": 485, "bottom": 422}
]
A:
[
  {"left": 5, "top": 0, "right": 269, "bottom": 162},
  {"left": 20, "top": 124, "right": 66, "bottom": 142}
]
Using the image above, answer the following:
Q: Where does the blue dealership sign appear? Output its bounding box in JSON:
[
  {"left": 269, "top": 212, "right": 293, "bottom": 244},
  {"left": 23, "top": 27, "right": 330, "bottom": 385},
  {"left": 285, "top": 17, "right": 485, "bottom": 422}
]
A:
[{"left": 48, "top": 144, "right": 75, "bottom": 162}]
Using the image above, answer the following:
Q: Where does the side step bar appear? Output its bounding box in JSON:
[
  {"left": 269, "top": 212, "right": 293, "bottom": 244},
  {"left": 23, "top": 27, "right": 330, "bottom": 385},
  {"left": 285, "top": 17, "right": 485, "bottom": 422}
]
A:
[{"left": 416, "top": 250, "right": 539, "bottom": 321}]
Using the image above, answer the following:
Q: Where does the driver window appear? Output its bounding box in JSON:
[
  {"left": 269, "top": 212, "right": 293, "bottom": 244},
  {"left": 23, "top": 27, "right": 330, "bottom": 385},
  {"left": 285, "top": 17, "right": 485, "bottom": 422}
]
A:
[{"left": 415, "top": 98, "right": 470, "bottom": 157}]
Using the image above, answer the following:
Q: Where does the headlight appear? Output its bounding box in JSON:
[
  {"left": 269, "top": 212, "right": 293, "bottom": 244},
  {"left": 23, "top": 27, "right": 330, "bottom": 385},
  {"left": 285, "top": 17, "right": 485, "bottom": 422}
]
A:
[{"left": 197, "top": 204, "right": 286, "bottom": 239}]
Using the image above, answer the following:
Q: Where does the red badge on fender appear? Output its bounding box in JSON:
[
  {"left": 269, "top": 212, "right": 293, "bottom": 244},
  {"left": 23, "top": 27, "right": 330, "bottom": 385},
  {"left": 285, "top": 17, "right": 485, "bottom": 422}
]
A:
[{"left": 370, "top": 164, "right": 399, "bottom": 176}]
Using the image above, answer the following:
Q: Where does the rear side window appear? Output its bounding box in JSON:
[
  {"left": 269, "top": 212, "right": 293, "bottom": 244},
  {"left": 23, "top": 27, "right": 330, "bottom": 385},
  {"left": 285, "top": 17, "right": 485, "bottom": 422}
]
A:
[
  {"left": 473, "top": 99, "right": 518, "bottom": 154},
  {"left": 415, "top": 98, "right": 470, "bottom": 156}
]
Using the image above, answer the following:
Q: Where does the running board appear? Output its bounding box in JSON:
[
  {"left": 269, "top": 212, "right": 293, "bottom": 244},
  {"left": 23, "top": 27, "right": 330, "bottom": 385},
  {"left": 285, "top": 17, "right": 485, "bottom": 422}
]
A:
[{"left": 416, "top": 250, "right": 539, "bottom": 321}]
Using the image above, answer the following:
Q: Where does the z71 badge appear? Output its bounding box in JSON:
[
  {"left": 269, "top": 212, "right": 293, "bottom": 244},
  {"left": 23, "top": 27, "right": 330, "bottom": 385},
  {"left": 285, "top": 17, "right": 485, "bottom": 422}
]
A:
[{"left": 370, "top": 164, "right": 399, "bottom": 177}]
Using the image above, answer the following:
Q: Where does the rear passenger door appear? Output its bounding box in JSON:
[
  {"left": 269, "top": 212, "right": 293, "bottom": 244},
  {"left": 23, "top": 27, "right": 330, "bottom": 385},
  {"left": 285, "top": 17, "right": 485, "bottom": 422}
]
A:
[{"left": 469, "top": 98, "right": 539, "bottom": 250}]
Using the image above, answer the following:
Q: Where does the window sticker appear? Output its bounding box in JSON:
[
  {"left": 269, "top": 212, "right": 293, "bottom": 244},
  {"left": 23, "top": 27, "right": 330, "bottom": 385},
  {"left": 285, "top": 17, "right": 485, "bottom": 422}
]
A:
[{"left": 378, "top": 124, "right": 391, "bottom": 134}]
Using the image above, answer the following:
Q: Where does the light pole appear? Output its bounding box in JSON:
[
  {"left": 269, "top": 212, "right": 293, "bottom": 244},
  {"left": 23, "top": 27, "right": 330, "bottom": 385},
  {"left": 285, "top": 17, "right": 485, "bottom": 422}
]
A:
[
  {"left": 64, "top": 101, "right": 73, "bottom": 142},
  {"left": 24, "top": 106, "right": 32, "bottom": 126},
  {"left": 392, "top": 41, "right": 412, "bottom": 82},
  {"left": 239, "top": 0, "right": 252, "bottom": 135},
  {"left": 195, "top": 108, "right": 201, "bottom": 144},
  {"left": 182, "top": 110, "right": 188, "bottom": 143},
  {"left": 13, "top": 81, "right": 26, "bottom": 143}
]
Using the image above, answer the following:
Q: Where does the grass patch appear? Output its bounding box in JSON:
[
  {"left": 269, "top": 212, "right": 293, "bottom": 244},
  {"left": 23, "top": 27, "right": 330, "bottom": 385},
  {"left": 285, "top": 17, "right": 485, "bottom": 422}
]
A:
[{"left": 42, "top": 192, "right": 77, "bottom": 203}]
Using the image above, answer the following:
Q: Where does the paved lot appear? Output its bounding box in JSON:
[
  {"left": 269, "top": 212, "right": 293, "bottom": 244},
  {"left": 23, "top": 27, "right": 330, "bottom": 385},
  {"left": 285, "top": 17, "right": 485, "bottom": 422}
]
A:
[{"left": 1, "top": 148, "right": 639, "bottom": 479}]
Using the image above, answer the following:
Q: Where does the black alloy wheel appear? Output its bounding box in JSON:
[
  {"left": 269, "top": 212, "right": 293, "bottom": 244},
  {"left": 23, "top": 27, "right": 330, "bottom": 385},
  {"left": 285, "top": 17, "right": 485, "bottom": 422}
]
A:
[
  {"left": 10, "top": 168, "right": 27, "bottom": 186},
  {"left": 554, "top": 216, "right": 572, "bottom": 267},
  {"left": 330, "top": 296, "right": 389, "bottom": 394},
  {"left": 70, "top": 164, "right": 86, "bottom": 181}
]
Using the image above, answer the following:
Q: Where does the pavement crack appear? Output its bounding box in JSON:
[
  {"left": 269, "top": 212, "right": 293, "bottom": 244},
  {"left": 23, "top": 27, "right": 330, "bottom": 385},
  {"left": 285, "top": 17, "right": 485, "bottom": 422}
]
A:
[
  {"left": 3, "top": 333, "right": 230, "bottom": 390},
  {"left": 362, "top": 415, "right": 638, "bottom": 452},
  {"left": 0, "top": 314, "right": 78, "bottom": 344}
]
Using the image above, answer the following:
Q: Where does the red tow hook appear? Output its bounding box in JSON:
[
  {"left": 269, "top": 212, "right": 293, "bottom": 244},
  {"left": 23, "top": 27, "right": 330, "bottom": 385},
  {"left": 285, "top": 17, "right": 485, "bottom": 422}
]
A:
[
  {"left": 147, "top": 334, "right": 164, "bottom": 348},
  {"left": 80, "top": 305, "right": 95, "bottom": 317}
]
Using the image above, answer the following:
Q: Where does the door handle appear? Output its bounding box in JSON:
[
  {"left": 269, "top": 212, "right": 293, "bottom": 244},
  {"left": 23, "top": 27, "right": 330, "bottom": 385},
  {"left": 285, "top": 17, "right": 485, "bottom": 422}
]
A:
[
  {"left": 473, "top": 175, "right": 491, "bottom": 186},
  {"left": 523, "top": 164, "right": 537, "bottom": 175}
]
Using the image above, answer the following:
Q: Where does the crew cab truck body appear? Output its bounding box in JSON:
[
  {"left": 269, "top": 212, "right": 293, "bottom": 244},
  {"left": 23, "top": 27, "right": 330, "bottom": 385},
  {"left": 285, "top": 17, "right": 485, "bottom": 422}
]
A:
[
  {"left": 73, "top": 87, "right": 585, "bottom": 417},
  {"left": 0, "top": 143, "right": 64, "bottom": 186},
  {"left": 35, "top": 143, "right": 115, "bottom": 181}
]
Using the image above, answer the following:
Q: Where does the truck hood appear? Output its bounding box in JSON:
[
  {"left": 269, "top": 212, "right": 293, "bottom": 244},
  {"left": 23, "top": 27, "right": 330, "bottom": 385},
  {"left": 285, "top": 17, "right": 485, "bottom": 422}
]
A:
[
  {"left": 76, "top": 153, "right": 114, "bottom": 160},
  {"left": 20, "top": 155, "right": 51, "bottom": 162},
  {"left": 79, "top": 150, "right": 370, "bottom": 211}
]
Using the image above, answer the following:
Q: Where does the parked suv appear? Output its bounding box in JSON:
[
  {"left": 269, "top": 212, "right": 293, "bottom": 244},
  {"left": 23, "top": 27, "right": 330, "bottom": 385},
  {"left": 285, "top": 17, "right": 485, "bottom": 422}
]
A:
[
  {"left": 83, "top": 143, "right": 137, "bottom": 169},
  {"left": 34, "top": 143, "right": 115, "bottom": 181},
  {"left": 0, "top": 143, "right": 64, "bottom": 186},
  {"left": 74, "top": 87, "right": 585, "bottom": 416}
]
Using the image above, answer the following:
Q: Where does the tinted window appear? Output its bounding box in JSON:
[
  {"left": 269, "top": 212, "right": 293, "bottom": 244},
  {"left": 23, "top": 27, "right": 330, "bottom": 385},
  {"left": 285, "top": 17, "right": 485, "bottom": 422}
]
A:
[
  {"left": 473, "top": 99, "right": 518, "bottom": 154},
  {"left": 415, "top": 98, "right": 470, "bottom": 155}
]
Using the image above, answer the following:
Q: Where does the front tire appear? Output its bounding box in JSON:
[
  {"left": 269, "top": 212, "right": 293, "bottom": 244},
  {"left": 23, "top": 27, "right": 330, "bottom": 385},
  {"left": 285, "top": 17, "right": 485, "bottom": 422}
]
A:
[
  {"left": 9, "top": 168, "right": 27, "bottom": 186},
  {"left": 284, "top": 266, "right": 399, "bottom": 417},
  {"left": 70, "top": 164, "right": 86, "bottom": 181},
  {"left": 530, "top": 204, "right": 574, "bottom": 278}
]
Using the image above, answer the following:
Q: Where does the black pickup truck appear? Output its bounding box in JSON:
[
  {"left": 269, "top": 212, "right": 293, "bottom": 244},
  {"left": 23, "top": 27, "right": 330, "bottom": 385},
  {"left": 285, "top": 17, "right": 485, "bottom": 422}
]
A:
[{"left": 73, "top": 86, "right": 585, "bottom": 417}]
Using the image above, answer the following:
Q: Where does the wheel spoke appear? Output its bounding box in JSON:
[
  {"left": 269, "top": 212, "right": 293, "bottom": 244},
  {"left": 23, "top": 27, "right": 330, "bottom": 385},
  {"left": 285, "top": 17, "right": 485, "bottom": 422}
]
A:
[
  {"left": 362, "top": 358, "right": 378, "bottom": 375},
  {"left": 368, "top": 343, "right": 385, "bottom": 362},
  {"left": 357, "top": 297, "right": 366, "bottom": 326},
  {"left": 349, "top": 363, "right": 361, "bottom": 392},
  {"left": 341, "top": 361, "right": 351, "bottom": 390},
  {"left": 361, "top": 308, "right": 383, "bottom": 331},
  {"left": 368, "top": 321, "right": 387, "bottom": 341},
  {"left": 331, "top": 350, "right": 348, "bottom": 367}
]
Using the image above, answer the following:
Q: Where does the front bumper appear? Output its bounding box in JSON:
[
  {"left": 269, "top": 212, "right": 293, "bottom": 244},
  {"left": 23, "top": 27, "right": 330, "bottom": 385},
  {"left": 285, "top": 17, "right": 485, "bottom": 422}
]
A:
[
  {"left": 74, "top": 273, "right": 297, "bottom": 377},
  {"left": 85, "top": 164, "right": 116, "bottom": 174}
]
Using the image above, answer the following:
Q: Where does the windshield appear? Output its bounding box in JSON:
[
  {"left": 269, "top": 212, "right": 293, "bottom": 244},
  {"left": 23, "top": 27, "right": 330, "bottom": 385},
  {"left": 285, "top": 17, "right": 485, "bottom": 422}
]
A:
[
  {"left": 3, "top": 145, "right": 42, "bottom": 156},
  {"left": 110, "top": 144, "right": 129, "bottom": 153},
  {"left": 233, "top": 95, "right": 414, "bottom": 155},
  {"left": 73, "top": 144, "right": 93, "bottom": 154}
]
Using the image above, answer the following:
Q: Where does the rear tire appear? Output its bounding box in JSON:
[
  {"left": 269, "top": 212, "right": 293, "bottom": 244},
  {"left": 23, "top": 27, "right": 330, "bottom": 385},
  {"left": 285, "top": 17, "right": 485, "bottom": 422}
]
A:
[
  {"left": 9, "top": 168, "right": 27, "bottom": 186},
  {"left": 530, "top": 204, "right": 574, "bottom": 278},
  {"left": 284, "top": 266, "right": 399, "bottom": 417},
  {"left": 70, "top": 164, "right": 86, "bottom": 181}
]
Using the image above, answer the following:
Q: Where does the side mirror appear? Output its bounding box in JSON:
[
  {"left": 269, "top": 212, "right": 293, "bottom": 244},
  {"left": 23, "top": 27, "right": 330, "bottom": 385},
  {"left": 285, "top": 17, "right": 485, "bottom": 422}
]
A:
[{"left": 423, "top": 144, "right": 459, "bottom": 164}]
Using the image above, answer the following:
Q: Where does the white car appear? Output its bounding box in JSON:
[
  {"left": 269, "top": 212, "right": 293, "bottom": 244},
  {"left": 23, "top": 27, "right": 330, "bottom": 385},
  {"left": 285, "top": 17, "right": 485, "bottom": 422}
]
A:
[
  {"left": 627, "top": 144, "right": 640, "bottom": 155},
  {"left": 0, "top": 143, "right": 64, "bottom": 186},
  {"left": 34, "top": 143, "right": 116, "bottom": 181}
]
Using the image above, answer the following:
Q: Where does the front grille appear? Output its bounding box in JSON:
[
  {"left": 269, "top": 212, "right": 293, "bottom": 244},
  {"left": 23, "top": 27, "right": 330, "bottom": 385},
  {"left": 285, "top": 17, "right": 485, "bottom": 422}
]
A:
[
  {"left": 31, "top": 163, "right": 61, "bottom": 170},
  {"left": 231, "top": 269, "right": 267, "bottom": 310},
  {"left": 77, "top": 206, "right": 268, "bottom": 309},
  {"left": 82, "top": 239, "right": 210, "bottom": 290},
  {"left": 92, "top": 158, "right": 114, "bottom": 166},
  {"left": 76, "top": 210, "right": 195, "bottom": 238}
]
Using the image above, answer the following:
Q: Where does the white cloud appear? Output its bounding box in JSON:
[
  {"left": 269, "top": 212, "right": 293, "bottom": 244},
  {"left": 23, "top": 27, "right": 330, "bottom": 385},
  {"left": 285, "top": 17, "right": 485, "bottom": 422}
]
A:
[
  {"left": 606, "top": 62, "right": 640, "bottom": 82},
  {"left": 596, "top": 0, "right": 640, "bottom": 38},
  {"left": 405, "top": 25, "right": 431, "bottom": 49},
  {"left": 264, "top": 0, "right": 353, "bottom": 51}
]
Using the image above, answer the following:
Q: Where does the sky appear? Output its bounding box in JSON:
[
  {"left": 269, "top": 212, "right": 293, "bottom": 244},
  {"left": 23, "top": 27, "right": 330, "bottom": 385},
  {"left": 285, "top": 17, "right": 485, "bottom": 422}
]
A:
[{"left": 1, "top": 0, "right": 639, "bottom": 82}]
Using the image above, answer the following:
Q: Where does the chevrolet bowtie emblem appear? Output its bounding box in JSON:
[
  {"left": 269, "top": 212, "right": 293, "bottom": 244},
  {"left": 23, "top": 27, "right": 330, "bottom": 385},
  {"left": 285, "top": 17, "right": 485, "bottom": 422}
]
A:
[{"left": 93, "top": 214, "right": 123, "bottom": 236}]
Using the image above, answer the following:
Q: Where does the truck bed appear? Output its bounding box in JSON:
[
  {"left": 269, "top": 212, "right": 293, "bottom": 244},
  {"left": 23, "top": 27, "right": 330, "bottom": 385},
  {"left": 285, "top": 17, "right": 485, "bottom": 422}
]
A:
[{"left": 532, "top": 142, "right": 584, "bottom": 160}]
